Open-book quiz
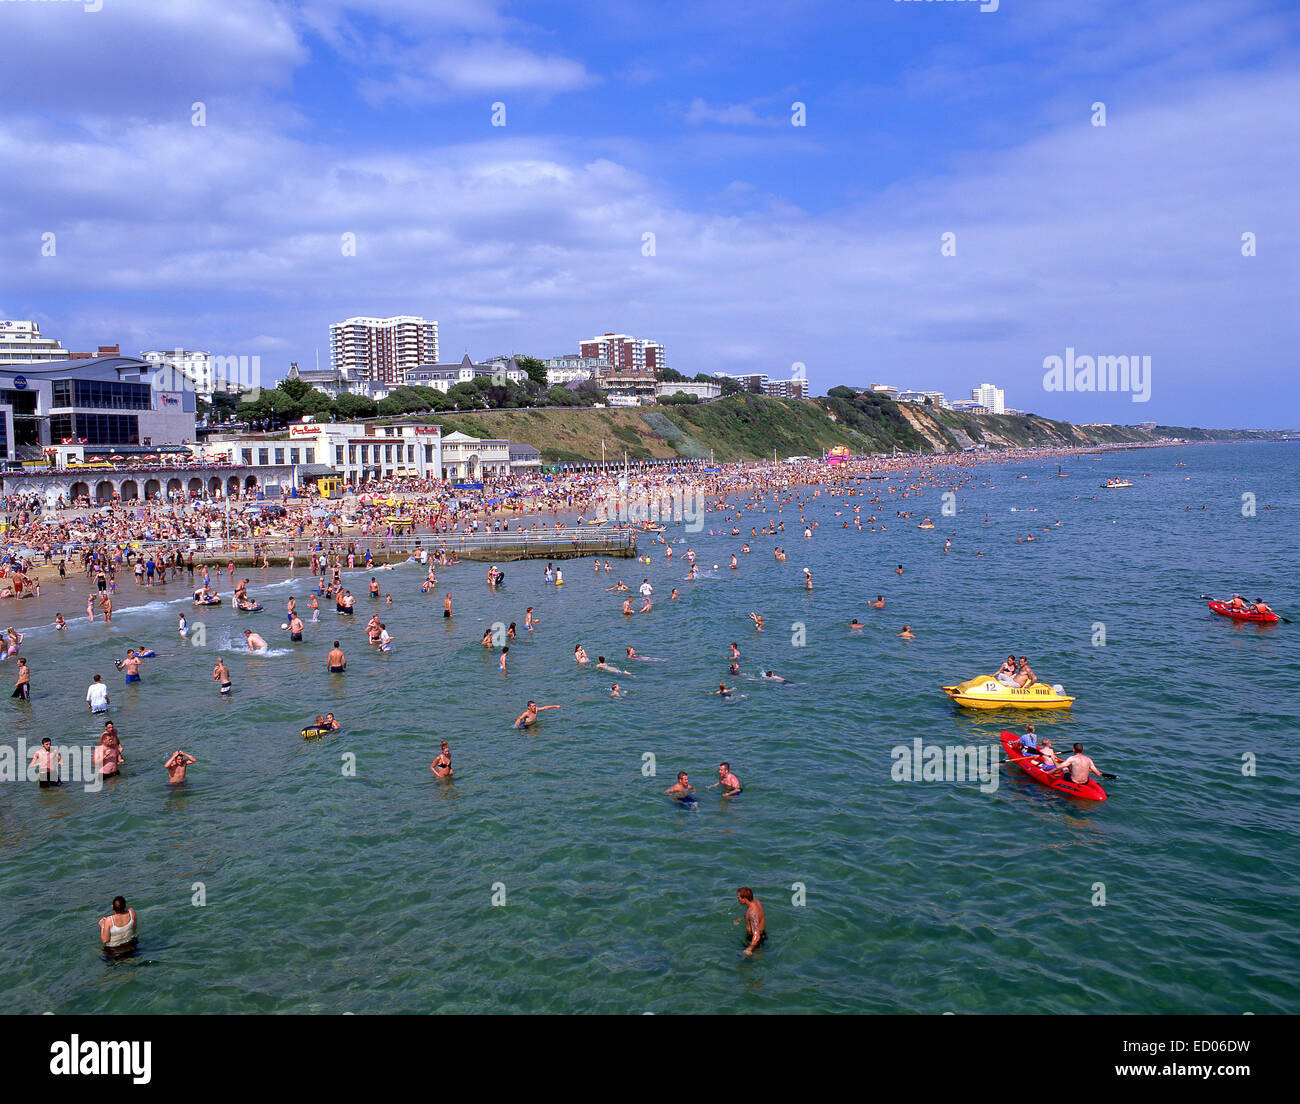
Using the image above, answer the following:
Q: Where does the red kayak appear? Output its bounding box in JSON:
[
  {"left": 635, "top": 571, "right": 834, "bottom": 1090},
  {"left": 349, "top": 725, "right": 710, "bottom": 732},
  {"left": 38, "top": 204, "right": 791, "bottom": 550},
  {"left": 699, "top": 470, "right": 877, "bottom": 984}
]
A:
[
  {"left": 1207, "top": 600, "right": 1279, "bottom": 624},
  {"left": 1000, "top": 731, "right": 1107, "bottom": 802}
]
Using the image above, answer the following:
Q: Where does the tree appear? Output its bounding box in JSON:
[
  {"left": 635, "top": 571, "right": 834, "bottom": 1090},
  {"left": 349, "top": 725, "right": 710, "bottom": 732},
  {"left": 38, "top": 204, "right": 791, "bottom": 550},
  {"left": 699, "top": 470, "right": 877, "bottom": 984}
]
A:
[
  {"left": 693, "top": 373, "right": 714, "bottom": 384},
  {"left": 655, "top": 367, "right": 685, "bottom": 383},
  {"left": 827, "top": 385, "right": 858, "bottom": 401},
  {"left": 514, "top": 356, "right": 549, "bottom": 388},
  {"left": 747, "top": 378, "right": 764, "bottom": 394},
  {"left": 300, "top": 389, "right": 333, "bottom": 418},
  {"left": 277, "top": 377, "right": 312, "bottom": 402},
  {"left": 332, "top": 393, "right": 377, "bottom": 420},
  {"left": 719, "top": 376, "right": 743, "bottom": 396},
  {"left": 660, "top": 390, "right": 700, "bottom": 404}
]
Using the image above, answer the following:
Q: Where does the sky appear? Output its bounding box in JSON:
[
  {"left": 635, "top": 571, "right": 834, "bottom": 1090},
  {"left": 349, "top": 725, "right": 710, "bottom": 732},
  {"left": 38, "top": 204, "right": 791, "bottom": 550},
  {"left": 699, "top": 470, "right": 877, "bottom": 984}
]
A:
[{"left": 0, "top": 0, "right": 1297, "bottom": 427}]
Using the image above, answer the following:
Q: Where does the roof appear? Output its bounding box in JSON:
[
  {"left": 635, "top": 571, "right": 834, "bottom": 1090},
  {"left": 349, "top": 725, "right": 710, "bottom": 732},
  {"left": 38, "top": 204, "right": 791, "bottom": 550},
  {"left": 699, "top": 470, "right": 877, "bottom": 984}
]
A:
[{"left": 297, "top": 464, "right": 337, "bottom": 479}]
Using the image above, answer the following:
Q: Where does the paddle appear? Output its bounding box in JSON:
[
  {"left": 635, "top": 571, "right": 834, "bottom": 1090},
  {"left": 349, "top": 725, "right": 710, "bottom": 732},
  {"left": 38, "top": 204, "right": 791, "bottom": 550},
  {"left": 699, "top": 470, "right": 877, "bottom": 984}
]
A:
[{"left": 1198, "top": 595, "right": 1290, "bottom": 623}]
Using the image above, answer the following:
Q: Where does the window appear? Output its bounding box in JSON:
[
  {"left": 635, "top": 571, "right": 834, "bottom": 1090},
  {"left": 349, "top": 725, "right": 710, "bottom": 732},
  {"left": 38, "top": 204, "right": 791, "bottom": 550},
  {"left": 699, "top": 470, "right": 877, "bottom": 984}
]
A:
[
  {"left": 305, "top": 448, "right": 314, "bottom": 465},
  {"left": 290, "top": 448, "right": 300, "bottom": 464},
  {"left": 242, "top": 449, "right": 253, "bottom": 465},
  {"left": 335, "top": 445, "right": 344, "bottom": 465},
  {"left": 258, "top": 449, "right": 269, "bottom": 465},
  {"left": 348, "top": 445, "right": 356, "bottom": 464},
  {"left": 274, "top": 448, "right": 285, "bottom": 465},
  {"left": 72, "top": 413, "right": 139, "bottom": 445},
  {"left": 424, "top": 444, "right": 432, "bottom": 463},
  {"left": 384, "top": 445, "right": 393, "bottom": 463}
]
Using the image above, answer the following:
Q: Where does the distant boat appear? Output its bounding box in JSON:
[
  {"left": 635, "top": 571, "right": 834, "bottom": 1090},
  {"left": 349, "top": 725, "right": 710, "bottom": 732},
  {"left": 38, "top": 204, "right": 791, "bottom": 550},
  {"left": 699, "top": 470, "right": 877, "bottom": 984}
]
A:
[
  {"left": 1101, "top": 479, "right": 1133, "bottom": 488},
  {"left": 1056, "top": 465, "right": 1068, "bottom": 477}
]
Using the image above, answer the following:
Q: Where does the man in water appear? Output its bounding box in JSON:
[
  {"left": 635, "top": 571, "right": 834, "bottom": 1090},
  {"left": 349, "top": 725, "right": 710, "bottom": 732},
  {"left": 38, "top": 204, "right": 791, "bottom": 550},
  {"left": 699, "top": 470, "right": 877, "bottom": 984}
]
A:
[
  {"left": 664, "top": 771, "right": 695, "bottom": 799},
  {"left": 244, "top": 629, "right": 268, "bottom": 653},
  {"left": 29, "top": 737, "right": 61, "bottom": 787},
  {"left": 443, "top": 593, "right": 453, "bottom": 618},
  {"left": 212, "top": 658, "right": 232, "bottom": 694},
  {"left": 164, "top": 750, "right": 196, "bottom": 785},
  {"left": 596, "top": 656, "right": 631, "bottom": 675},
  {"left": 760, "top": 670, "right": 787, "bottom": 683},
  {"left": 429, "top": 741, "right": 453, "bottom": 779},
  {"left": 708, "top": 762, "right": 742, "bottom": 796},
  {"left": 121, "top": 649, "right": 143, "bottom": 683},
  {"left": 327, "top": 641, "right": 346, "bottom": 672},
  {"left": 849, "top": 618, "right": 863, "bottom": 630},
  {"left": 86, "top": 673, "right": 110, "bottom": 714},
  {"left": 735, "top": 887, "right": 766, "bottom": 956},
  {"left": 868, "top": 596, "right": 885, "bottom": 608},
  {"left": 898, "top": 625, "right": 915, "bottom": 639},
  {"left": 514, "top": 700, "right": 561, "bottom": 728},
  {"left": 288, "top": 613, "right": 304, "bottom": 642},
  {"left": 12, "top": 657, "right": 31, "bottom": 701}
]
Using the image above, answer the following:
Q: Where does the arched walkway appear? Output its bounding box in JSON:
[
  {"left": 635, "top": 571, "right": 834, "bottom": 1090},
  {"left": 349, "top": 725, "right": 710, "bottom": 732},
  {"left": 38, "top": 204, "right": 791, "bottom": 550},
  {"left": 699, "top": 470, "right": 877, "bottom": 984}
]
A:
[
  {"left": 119, "top": 480, "right": 139, "bottom": 501},
  {"left": 188, "top": 478, "right": 203, "bottom": 496},
  {"left": 145, "top": 479, "right": 161, "bottom": 500},
  {"left": 95, "top": 480, "right": 115, "bottom": 503},
  {"left": 71, "top": 481, "right": 90, "bottom": 502}
]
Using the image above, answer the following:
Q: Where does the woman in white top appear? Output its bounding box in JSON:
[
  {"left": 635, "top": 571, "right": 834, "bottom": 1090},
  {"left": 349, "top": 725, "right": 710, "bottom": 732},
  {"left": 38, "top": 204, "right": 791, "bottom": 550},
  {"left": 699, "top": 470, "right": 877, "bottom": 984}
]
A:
[{"left": 99, "top": 896, "right": 137, "bottom": 953}]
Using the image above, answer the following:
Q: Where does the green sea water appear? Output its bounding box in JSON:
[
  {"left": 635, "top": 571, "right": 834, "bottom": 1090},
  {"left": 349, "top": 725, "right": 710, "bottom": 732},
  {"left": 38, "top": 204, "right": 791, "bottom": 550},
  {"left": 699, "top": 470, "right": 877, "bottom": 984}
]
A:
[{"left": 2, "top": 442, "right": 1297, "bottom": 1013}]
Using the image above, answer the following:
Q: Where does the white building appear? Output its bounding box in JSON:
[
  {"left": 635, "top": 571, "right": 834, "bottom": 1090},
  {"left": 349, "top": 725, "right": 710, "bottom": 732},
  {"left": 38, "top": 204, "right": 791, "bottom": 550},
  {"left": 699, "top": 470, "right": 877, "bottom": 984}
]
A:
[
  {"left": 141, "top": 348, "right": 244, "bottom": 399},
  {"left": 897, "top": 390, "right": 950, "bottom": 409},
  {"left": 543, "top": 354, "right": 609, "bottom": 385},
  {"left": 655, "top": 380, "right": 721, "bottom": 401},
  {"left": 0, "top": 320, "right": 73, "bottom": 364},
  {"left": 405, "top": 354, "right": 526, "bottom": 393},
  {"left": 970, "top": 383, "right": 1005, "bottom": 414},
  {"left": 440, "top": 430, "right": 511, "bottom": 481},
  {"left": 329, "top": 315, "right": 439, "bottom": 385},
  {"left": 218, "top": 422, "right": 444, "bottom": 486}
]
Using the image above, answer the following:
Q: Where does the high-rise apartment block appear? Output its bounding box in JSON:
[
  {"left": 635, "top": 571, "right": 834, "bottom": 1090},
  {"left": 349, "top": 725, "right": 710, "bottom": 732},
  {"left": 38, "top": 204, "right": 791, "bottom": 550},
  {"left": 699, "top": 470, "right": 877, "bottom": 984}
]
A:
[
  {"left": 578, "top": 333, "right": 664, "bottom": 372},
  {"left": 329, "top": 315, "right": 439, "bottom": 384}
]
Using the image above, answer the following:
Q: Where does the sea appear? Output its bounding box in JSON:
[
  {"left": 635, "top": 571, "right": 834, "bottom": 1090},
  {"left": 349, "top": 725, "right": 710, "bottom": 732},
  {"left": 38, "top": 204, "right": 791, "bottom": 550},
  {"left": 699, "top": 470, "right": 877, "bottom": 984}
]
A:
[{"left": 1, "top": 441, "right": 1296, "bottom": 1014}]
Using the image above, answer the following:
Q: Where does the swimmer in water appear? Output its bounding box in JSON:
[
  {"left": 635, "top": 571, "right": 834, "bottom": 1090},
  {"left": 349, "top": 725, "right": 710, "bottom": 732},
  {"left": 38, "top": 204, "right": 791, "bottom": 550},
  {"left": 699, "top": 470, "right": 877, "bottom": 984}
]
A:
[
  {"left": 896, "top": 565, "right": 903, "bottom": 575},
  {"left": 749, "top": 612, "right": 764, "bottom": 632},
  {"left": 574, "top": 644, "right": 589, "bottom": 664},
  {"left": 714, "top": 683, "right": 734, "bottom": 699},
  {"left": 868, "top": 596, "right": 885, "bottom": 609},
  {"left": 481, "top": 628, "right": 495, "bottom": 648},
  {"left": 514, "top": 700, "right": 561, "bottom": 728},
  {"left": 707, "top": 762, "right": 742, "bottom": 797},
  {"left": 212, "top": 658, "right": 232, "bottom": 694},
  {"left": 429, "top": 741, "right": 453, "bottom": 779},
  {"left": 164, "top": 750, "right": 197, "bottom": 785},
  {"left": 244, "top": 629, "right": 268, "bottom": 653},
  {"left": 898, "top": 625, "right": 915, "bottom": 639},
  {"left": 664, "top": 771, "right": 695, "bottom": 799},
  {"left": 760, "top": 670, "right": 788, "bottom": 683},
  {"left": 327, "top": 642, "right": 346, "bottom": 672},
  {"left": 849, "top": 619, "right": 863, "bottom": 630},
  {"left": 55, "top": 613, "right": 67, "bottom": 631},
  {"left": 596, "top": 656, "right": 631, "bottom": 675},
  {"left": 498, "top": 647, "right": 509, "bottom": 671},
  {"left": 610, "top": 683, "right": 625, "bottom": 698},
  {"left": 670, "top": 588, "right": 679, "bottom": 600}
]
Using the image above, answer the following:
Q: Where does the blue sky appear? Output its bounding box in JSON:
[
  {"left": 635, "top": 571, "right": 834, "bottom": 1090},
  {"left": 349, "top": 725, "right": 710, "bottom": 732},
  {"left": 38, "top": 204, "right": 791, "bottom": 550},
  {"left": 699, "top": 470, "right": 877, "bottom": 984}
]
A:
[{"left": 1, "top": 0, "right": 1297, "bottom": 426}]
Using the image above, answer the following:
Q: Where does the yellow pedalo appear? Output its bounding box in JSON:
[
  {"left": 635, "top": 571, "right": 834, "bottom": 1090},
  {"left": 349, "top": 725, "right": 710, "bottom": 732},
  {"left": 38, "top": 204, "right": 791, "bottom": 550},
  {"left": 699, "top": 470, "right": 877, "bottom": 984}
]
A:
[{"left": 941, "top": 676, "right": 1075, "bottom": 710}]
